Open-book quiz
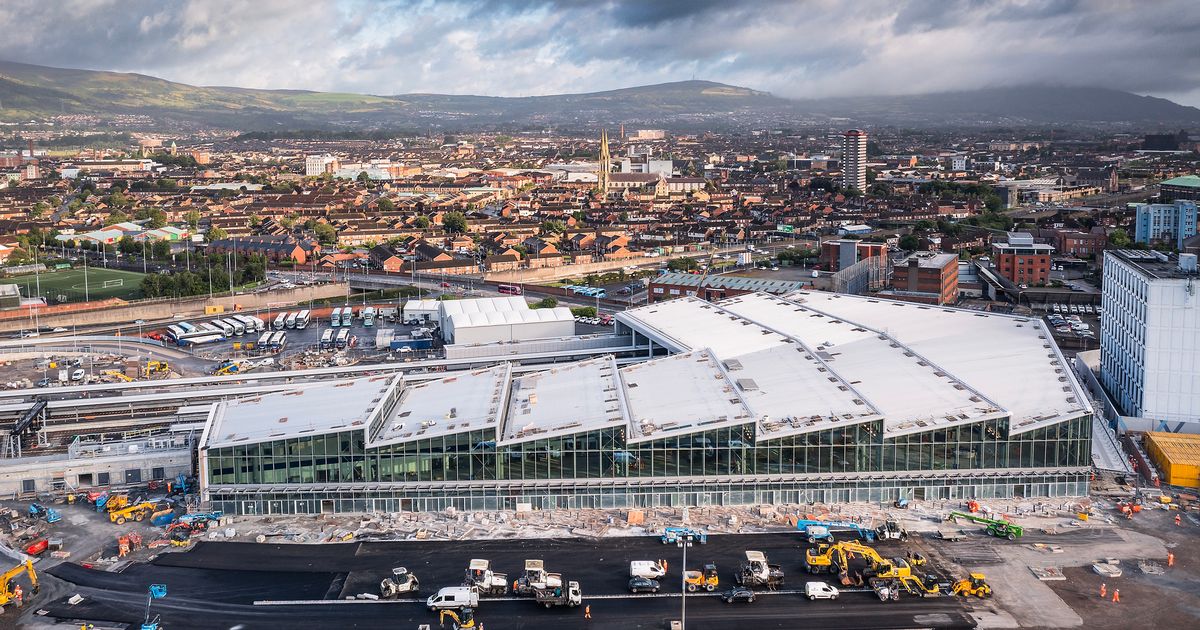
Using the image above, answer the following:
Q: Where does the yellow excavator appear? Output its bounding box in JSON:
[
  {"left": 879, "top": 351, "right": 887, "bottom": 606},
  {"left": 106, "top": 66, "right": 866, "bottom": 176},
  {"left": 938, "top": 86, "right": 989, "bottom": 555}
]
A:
[
  {"left": 0, "top": 560, "right": 38, "bottom": 612},
  {"left": 952, "top": 573, "right": 992, "bottom": 598},
  {"left": 104, "top": 369, "right": 134, "bottom": 382},
  {"left": 439, "top": 607, "right": 476, "bottom": 629},
  {"left": 143, "top": 360, "right": 170, "bottom": 378},
  {"left": 805, "top": 540, "right": 889, "bottom": 578}
]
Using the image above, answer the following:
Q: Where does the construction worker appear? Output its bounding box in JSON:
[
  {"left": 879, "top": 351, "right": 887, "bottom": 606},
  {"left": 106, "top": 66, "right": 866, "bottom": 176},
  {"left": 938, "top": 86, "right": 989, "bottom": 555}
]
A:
[
  {"left": 584, "top": 604, "right": 592, "bottom": 619},
  {"left": 1099, "top": 583, "right": 1107, "bottom": 599},
  {"left": 512, "top": 579, "right": 518, "bottom": 592},
  {"left": 13, "top": 584, "right": 22, "bottom": 607},
  {"left": 1112, "top": 589, "right": 1120, "bottom": 603},
  {"left": 1176, "top": 514, "right": 1182, "bottom": 526},
  {"left": 1168, "top": 551, "right": 1175, "bottom": 567}
]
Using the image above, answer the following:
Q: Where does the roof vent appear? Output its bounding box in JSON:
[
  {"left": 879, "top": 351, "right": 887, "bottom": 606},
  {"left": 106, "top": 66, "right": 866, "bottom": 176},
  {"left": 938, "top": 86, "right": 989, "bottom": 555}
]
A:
[{"left": 1180, "top": 253, "right": 1198, "bottom": 273}]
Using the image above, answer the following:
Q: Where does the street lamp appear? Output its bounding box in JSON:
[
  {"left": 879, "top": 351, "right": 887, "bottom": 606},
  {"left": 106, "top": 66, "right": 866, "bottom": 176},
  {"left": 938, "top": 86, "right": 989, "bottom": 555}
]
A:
[{"left": 676, "top": 532, "right": 694, "bottom": 630}]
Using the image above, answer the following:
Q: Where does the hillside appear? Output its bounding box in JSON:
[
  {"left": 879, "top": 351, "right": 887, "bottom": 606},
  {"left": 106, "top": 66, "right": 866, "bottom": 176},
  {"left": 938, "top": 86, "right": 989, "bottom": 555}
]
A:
[{"left": 1, "top": 60, "right": 1197, "bottom": 129}]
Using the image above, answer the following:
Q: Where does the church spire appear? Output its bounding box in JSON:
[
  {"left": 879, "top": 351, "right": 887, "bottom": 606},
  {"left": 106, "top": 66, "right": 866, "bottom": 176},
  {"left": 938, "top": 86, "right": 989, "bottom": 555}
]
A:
[{"left": 597, "top": 128, "right": 610, "bottom": 195}]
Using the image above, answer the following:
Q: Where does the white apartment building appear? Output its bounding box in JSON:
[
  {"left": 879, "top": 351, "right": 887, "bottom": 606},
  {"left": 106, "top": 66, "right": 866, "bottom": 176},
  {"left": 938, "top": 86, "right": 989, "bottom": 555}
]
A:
[
  {"left": 841, "top": 129, "right": 868, "bottom": 192},
  {"left": 1100, "top": 250, "right": 1200, "bottom": 432},
  {"left": 304, "top": 154, "right": 338, "bottom": 177}
]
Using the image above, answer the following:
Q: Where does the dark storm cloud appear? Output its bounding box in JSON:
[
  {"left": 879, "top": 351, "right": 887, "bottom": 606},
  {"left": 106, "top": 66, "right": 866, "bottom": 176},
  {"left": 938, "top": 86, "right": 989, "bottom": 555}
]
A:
[{"left": 0, "top": 0, "right": 1197, "bottom": 105}]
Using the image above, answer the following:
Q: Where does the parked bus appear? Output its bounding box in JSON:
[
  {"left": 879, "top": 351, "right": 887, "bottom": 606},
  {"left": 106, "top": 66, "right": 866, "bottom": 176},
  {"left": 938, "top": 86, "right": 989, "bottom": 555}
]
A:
[
  {"left": 256, "top": 331, "right": 273, "bottom": 348},
  {"left": 248, "top": 315, "right": 267, "bottom": 332},
  {"left": 178, "top": 334, "right": 225, "bottom": 347},
  {"left": 362, "top": 307, "right": 376, "bottom": 327},
  {"left": 330, "top": 307, "right": 342, "bottom": 328},
  {"left": 209, "top": 320, "right": 234, "bottom": 336},
  {"left": 319, "top": 328, "right": 334, "bottom": 350},
  {"left": 197, "top": 323, "right": 223, "bottom": 335},
  {"left": 273, "top": 312, "right": 287, "bottom": 330},
  {"left": 340, "top": 308, "right": 354, "bottom": 327},
  {"left": 296, "top": 309, "right": 311, "bottom": 330},
  {"left": 497, "top": 284, "right": 523, "bottom": 296},
  {"left": 177, "top": 322, "right": 197, "bottom": 334},
  {"left": 335, "top": 328, "right": 350, "bottom": 349},
  {"left": 222, "top": 318, "right": 246, "bottom": 336},
  {"left": 270, "top": 331, "right": 287, "bottom": 351},
  {"left": 285, "top": 312, "right": 298, "bottom": 329},
  {"left": 166, "top": 325, "right": 186, "bottom": 342}
]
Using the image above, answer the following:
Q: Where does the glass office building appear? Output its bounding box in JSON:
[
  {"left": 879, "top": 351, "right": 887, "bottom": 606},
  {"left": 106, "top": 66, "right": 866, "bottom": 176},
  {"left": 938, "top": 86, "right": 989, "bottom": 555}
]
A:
[{"left": 203, "top": 290, "right": 1094, "bottom": 515}]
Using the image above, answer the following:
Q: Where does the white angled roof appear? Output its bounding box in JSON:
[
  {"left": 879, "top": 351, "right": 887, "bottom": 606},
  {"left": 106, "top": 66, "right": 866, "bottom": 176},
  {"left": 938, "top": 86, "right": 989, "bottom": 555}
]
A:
[
  {"left": 440, "top": 296, "right": 529, "bottom": 318},
  {"left": 370, "top": 365, "right": 510, "bottom": 447},
  {"left": 203, "top": 375, "right": 398, "bottom": 449},
  {"left": 722, "top": 344, "right": 884, "bottom": 441},
  {"left": 717, "top": 293, "right": 1006, "bottom": 438},
  {"left": 786, "top": 290, "right": 1092, "bottom": 434},
  {"left": 500, "top": 355, "right": 629, "bottom": 446},
  {"left": 449, "top": 307, "right": 574, "bottom": 328},
  {"left": 620, "top": 349, "right": 756, "bottom": 444},
  {"left": 616, "top": 296, "right": 793, "bottom": 357}
]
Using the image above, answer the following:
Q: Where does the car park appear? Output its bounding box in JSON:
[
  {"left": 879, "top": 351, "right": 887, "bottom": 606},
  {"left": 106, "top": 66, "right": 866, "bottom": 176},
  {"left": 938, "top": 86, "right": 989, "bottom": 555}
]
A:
[{"left": 628, "top": 577, "right": 660, "bottom": 593}]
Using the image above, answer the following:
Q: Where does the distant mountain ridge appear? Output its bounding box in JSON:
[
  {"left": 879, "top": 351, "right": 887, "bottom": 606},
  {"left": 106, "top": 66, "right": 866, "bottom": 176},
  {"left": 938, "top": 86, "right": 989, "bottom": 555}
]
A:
[{"left": 1, "top": 60, "right": 1197, "bottom": 129}]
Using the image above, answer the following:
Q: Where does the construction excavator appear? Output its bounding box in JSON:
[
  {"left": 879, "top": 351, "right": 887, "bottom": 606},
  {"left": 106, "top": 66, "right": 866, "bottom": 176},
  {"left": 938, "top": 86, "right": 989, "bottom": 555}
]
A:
[
  {"left": 952, "top": 573, "right": 993, "bottom": 598},
  {"left": 0, "top": 559, "right": 39, "bottom": 612},
  {"left": 805, "top": 541, "right": 929, "bottom": 586},
  {"left": 439, "top": 607, "right": 476, "bottom": 629}
]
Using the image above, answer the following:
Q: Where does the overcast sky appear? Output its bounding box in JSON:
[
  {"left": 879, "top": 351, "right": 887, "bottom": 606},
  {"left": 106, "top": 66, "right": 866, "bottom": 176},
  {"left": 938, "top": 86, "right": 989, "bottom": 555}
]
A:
[{"left": 2, "top": 0, "right": 1199, "bottom": 106}]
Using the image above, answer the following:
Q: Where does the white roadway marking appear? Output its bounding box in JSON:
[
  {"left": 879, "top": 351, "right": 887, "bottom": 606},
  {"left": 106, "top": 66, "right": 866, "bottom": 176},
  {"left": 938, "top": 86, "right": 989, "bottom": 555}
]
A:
[{"left": 253, "top": 588, "right": 874, "bottom": 605}]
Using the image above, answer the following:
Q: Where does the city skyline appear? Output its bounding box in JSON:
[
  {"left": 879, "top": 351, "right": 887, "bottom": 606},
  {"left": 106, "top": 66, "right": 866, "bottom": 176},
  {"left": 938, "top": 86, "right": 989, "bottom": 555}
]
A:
[{"left": 0, "top": 0, "right": 1199, "bottom": 106}]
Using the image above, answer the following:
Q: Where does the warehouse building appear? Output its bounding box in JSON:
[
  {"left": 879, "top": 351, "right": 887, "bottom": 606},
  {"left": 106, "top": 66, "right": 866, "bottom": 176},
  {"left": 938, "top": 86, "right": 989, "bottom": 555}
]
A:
[
  {"left": 438, "top": 296, "right": 575, "bottom": 345},
  {"left": 1143, "top": 432, "right": 1200, "bottom": 488},
  {"left": 201, "top": 291, "right": 1093, "bottom": 515}
]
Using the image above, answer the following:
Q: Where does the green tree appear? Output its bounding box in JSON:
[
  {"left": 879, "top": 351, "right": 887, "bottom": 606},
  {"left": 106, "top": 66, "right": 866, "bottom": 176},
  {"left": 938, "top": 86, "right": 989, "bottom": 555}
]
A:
[
  {"left": 357, "top": 171, "right": 371, "bottom": 182},
  {"left": 313, "top": 222, "right": 338, "bottom": 244},
  {"left": 413, "top": 215, "right": 430, "bottom": 228},
  {"left": 108, "top": 209, "right": 130, "bottom": 223},
  {"left": 667, "top": 256, "right": 700, "bottom": 272},
  {"left": 442, "top": 212, "right": 468, "bottom": 233},
  {"left": 540, "top": 220, "right": 566, "bottom": 235},
  {"left": 377, "top": 197, "right": 395, "bottom": 212},
  {"left": 117, "top": 235, "right": 138, "bottom": 255},
  {"left": 184, "top": 210, "right": 201, "bottom": 230},
  {"left": 1109, "top": 228, "right": 1131, "bottom": 248},
  {"left": 899, "top": 234, "right": 921, "bottom": 251},
  {"left": 531, "top": 297, "right": 558, "bottom": 309},
  {"left": 136, "top": 207, "right": 168, "bottom": 229},
  {"left": 30, "top": 202, "right": 49, "bottom": 218},
  {"left": 205, "top": 226, "right": 228, "bottom": 241},
  {"left": 152, "top": 240, "right": 172, "bottom": 259}
]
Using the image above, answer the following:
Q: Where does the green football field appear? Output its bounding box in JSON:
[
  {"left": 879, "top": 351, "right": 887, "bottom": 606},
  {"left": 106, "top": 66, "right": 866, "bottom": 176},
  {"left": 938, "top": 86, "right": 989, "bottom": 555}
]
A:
[{"left": 6, "top": 268, "right": 146, "bottom": 303}]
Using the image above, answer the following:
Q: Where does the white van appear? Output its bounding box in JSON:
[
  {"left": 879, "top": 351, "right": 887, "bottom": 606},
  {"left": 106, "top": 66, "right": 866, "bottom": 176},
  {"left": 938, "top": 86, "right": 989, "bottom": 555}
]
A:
[
  {"left": 805, "top": 581, "right": 840, "bottom": 600},
  {"left": 630, "top": 561, "right": 667, "bottom": 579},
  {"left": 426, "top": 586, "right": 479, "bottom": 611}
]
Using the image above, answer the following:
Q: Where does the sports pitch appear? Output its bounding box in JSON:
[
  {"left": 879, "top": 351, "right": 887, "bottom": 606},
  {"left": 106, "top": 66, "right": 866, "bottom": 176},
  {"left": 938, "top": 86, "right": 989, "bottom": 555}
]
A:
[{"left": 6, "top": 268, "right": 146, "bottom": 303}]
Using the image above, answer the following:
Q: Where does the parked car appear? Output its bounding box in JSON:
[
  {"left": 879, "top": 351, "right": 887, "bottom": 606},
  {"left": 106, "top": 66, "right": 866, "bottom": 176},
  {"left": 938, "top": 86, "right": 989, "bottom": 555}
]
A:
[
  {"left": 628, "top": 577, "right": 660, "bottom": 593},
  {"left": 722, "top": 586, "right": 756, "bottom": 604}
]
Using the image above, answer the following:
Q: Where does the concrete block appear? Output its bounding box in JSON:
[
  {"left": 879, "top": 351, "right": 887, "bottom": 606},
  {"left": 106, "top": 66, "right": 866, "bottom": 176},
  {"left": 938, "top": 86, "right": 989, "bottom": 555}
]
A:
[{"left": 627, "top": 510, "right": 645, "bottom": 525}]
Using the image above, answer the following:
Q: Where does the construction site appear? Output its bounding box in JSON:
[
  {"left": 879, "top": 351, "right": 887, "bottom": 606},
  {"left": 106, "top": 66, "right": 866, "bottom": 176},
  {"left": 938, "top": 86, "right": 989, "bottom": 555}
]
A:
[
  {"left": 0, "top": 292, "right": 1194, "bottom": 629},
  {"left": 0, "top": 474, "right": 1195, "bottom": 630}
]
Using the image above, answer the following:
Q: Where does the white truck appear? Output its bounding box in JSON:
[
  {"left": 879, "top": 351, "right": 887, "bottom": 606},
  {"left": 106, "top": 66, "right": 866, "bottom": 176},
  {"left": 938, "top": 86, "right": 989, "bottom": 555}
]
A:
[
  {"left": 630, "top": 560, "right": 667, "bottom": 579},
  {"left": 534, "top": 580, "right": 582, "bottom": 609},
  {"left": 426, "top": 586, "right": 479, "bottom": 611}
]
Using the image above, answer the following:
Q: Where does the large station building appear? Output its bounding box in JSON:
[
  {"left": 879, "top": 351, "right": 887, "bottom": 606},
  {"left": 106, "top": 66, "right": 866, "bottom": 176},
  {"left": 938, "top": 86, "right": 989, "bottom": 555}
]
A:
[{"left": 200, "top": 291, "right": 1093, "bottom": 515}]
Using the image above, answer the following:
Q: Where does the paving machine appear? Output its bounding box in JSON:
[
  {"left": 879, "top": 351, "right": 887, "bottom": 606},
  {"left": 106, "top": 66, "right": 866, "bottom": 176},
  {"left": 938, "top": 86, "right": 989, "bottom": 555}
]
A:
[
  {"left": 515, "top": 559, "right": 561, "bottom": 596},
  {"left": 463, "top": 559, "right": 507, "bottom": 596},
  {"left": 735, "top": 551, "right": 784, "bottom": 589}
]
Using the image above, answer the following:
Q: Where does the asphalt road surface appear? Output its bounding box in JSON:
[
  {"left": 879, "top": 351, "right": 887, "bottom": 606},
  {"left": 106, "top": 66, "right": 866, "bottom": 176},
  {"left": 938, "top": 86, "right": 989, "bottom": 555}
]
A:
[{"left": 42, "top": 532, "right": 975, "bottom": 629}]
